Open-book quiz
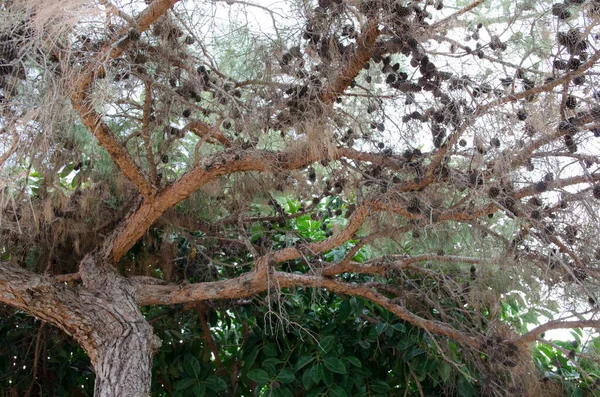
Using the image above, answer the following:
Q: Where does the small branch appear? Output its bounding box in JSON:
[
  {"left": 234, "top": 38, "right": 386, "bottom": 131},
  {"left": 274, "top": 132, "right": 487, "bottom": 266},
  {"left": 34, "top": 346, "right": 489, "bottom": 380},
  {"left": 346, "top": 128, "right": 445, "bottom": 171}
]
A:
[
  {"left": 187, "top": 120, "right": 232, "bottom": 148},
  {"left": 24, "top": 321, "right": 46, "bottom": 397},
  {"left": 513, "top": 319, "right": 600, "bottom": 344},
  {"left": 409, "top": 367, "right": 425, "bottom": 397},
  {"left": 195, "top": 304, "right": 224, "bottom": 372},
  {"left": 0, "top": 130, "right": 19, "bottom": 168},
  {"left": 98, "top": 0, "right": 136, "bottom": 27},
  {"left": 70, "top": 0, "right": 179, "bottom": 199},
  {"left": 137, "top": 268, "right": 481, "bottom": 349},
  {"left": 422, "top": 47, "right": 600, "bottom": 191},
  {"left": 53, "top": 272, "right": 81, "bottom": 284},
  {"left": 433, "top": 0, "right": 485, "bottom": 28},
  {"left": 142, "top": 81, "right": 158, "bottom": 184},
  {"left": 537, "top": 338, "right": 596, "bottom": 383}
]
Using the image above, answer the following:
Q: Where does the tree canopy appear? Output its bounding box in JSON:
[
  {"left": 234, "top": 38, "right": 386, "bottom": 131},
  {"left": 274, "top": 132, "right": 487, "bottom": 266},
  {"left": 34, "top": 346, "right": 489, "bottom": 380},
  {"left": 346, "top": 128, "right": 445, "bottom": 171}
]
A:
[{"left": 0, "top": 0, "right": 600, "bottom": 395}]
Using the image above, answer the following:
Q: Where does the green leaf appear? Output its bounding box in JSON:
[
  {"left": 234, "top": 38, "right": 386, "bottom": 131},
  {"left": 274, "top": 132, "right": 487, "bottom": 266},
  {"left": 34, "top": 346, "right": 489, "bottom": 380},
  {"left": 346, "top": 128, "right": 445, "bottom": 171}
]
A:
[
  {"left": 438, "top": 363, "right": 451, "bottom": 382},
  {"left": 263, "top": 343, "right": 279, "bottom": 357},
  {"left": 404, "top": 347, "right": 425, "bottom": 361},
  {"left": 329, "top": 385, "right": 348, "bottom": 397},
  {"left": 263, "top": 357, "right": 284, "bottom": 366},
  {"left": 457, "top": 377, "right": 475, "bottom": 397},
  {"left": 184, "top": 354, "right": 201, "bottom": 378},
  {"left": 273, "top": 386, "right": 293, "bottom": 397},
  {"left": 192, "top": 383, "right": 206, "bottom": 396},
  {"left": 350, "top": 297, "right": 364, "bottom": 316},
  {"left": 370, "top": 379, "right": 391, "bottom": 394},
  {"left": 311, "top": 363, "right": 322, "bottom": 384},
  {"left": 277, "top": 369, "right": 296, "bottom": 384},
  {"left": 322, "top": 366, "right": 334, "bottom": 387},
  {"left": 323, "top": 357, "right": 347, "bottom": 374},
  {"left": 59, "top": 164, "right": 75, "bottom": 178},
  {"left": 262, "top": 361, "right": 277, "bottom": 377},
  {"left": 319, "top": 336, "right": 336, "bottom": 353},
  {"left": 375, "top": 323, "right": 387, "bottom": 336},
  {"left": 174, "top": 378, "right": 197, "bottom": 391},
  {"left": 204, "top": 375, "right": 227, "bottom": 392},
  {"left": 345, "top": 356, "right": 362, "bottom": 368},
  {"left": 358, "top": 340, "right": 371, "bottom": 349},
  {"left": 243, "top": 346, "right": 259, "bottom": 370},
  {"left": 391, "top": 323, "right": 406, "bottom": 333},
  {"left": 247, "top": 368, "right": 270, "bottom": 384},
  {"left": 302, "top": 368, "right": 314, "bottom": 390},
  {"left": 338, "top": 299, "right": 351, "bottom": 319},
  {"left": 296, "top": 355, "right": 314, "bottom": 370}
]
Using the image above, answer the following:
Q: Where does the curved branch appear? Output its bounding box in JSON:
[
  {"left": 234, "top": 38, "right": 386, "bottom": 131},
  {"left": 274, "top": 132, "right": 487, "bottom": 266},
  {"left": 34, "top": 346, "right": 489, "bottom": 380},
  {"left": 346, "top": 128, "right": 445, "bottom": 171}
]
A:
[
  {"left": 70, "top": 0, "right": 179, "bottom": 198},
  {"left": 514, "top": 319, "right": 600, "bottom": 344}
]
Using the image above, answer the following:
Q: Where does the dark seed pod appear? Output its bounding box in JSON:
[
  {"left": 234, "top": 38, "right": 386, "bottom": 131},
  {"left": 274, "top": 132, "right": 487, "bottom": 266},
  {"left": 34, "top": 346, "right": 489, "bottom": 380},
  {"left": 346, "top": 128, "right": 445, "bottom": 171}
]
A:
[
  {"left": 551, "top": 3, "right": 570, "bottom": 19},
  {"left": 544, "top": 173, "right": 554, "bottom": 182},
  {"left": 557, "top": 120, "right": 578, "bottom": 134},
  {"left": 568, "top": 57, "right": 581, "bottom": 70},
  {"left": 535, "top": 181, "right": 548, "bottom": 192},
  {"left": 565, "top": 95, "right": 577, "bottom": 109},
  {"left": 128, "top": 29, "right": 141, "bottom": 41},
  {"left": 526, "top": 161, "right": 534, "bottom": 172},
  {"left": 308, "top": 167, "right": 316, "bottom": 182},
  {"left": 553, "top": 59, "right": 568, "bottom": 70},
  {"left": 459, "top": 139, "right": 467, "bottom": 147},
  {"left": 468, "top": 172, "right": 483, "bottom": 186},
  {"left": 543, "top": 223, "right": 555, "bottom": 234},
  {"left": 161, "top": 154, "right": 169, "bottom": 164},
  {"left": 182, "top": 109, "right": 191, "bottom": 118},
  {"left": 490, "top": 137, "right": 501, "bottom": 148},
  {"left": 407, "top": 196, "right": 421, "bottom": 214},
  {"left": 565, "top": 225, "right": 578, "bottom": 244},
  {"left": 488, "top": 186, "right": 500, "bottom": 198},
  {"left": 529, "top": 197, "right": 543, "bottom": 207},
  {"left": 593, "top": 184, "right": 600, "bottom": 200},
  {"left": 564, "top": 135, "right": 577, "bottom": 152}
]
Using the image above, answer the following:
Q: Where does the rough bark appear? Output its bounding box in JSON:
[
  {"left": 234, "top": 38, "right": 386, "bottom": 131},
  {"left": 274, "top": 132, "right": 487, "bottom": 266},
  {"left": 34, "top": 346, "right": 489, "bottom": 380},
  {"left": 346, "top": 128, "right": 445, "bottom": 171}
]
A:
[{"left": 0, "top": 254, "right": 159, "bottom": 396}]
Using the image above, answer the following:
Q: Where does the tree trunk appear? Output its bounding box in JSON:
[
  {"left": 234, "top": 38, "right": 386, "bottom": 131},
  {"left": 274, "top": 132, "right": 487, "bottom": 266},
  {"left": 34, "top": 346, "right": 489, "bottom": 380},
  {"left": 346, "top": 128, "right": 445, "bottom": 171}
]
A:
[
  {"left": 92, "top": 313, "right": 156, "bottom": 396},
  {"left": 78, "top": 254, "right": 160, "bottom": 396},
  {"left": 0, "top": 254, "right": 160, "bottom": 396}
]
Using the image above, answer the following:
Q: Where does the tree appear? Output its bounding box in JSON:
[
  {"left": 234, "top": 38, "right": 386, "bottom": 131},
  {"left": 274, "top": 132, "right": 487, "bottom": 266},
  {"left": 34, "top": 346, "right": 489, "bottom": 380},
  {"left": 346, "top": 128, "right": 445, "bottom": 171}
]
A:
[{"left": 0, "top": 0, "right": 600, "bottom": 395}]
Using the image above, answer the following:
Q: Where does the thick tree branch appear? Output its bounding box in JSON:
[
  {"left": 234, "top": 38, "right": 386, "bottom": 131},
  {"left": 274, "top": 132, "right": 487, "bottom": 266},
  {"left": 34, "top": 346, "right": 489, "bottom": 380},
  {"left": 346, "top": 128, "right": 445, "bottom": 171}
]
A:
[
  {"left": 320, "top": 20, "right": 380, "bottom": 103},
  {"left": 0, "top": 262, "right": 100, "bottom": 361},
  {"left": 421, "top": 48, "right": 600, "bottom": 189},
  {"left": 70, "top": 0, "right": 179, "bottom": 198}
]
